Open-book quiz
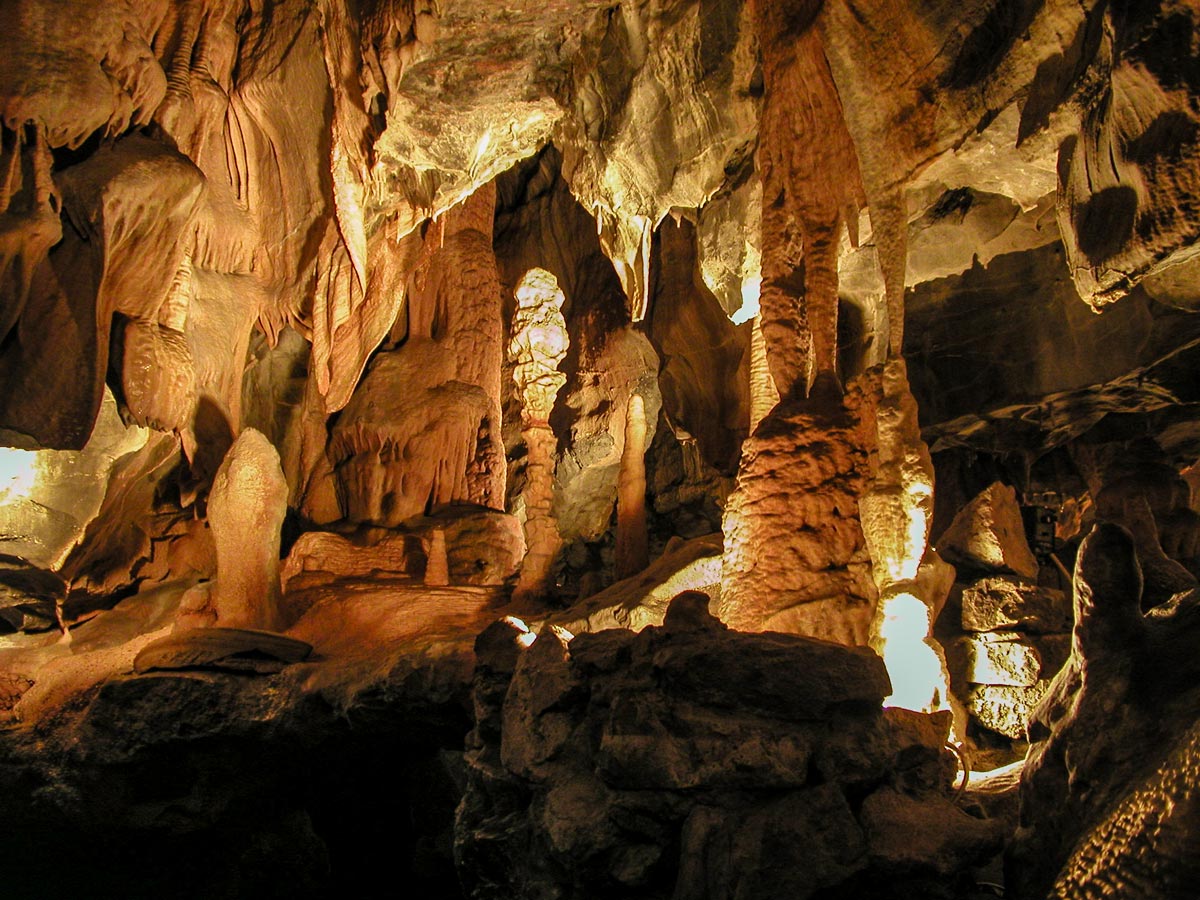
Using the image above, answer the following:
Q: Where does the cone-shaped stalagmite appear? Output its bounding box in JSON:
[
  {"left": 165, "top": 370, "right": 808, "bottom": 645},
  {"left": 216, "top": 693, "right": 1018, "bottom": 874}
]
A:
[{"left": 206, "top": 428, "right": 289, "bottom": 631}]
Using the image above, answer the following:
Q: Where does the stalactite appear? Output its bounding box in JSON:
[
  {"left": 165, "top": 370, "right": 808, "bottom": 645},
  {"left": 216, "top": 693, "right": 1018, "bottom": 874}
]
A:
[
  {"left": 0, "top": 124, "right": 60, "bottom": 348},
  {"left": 752, "top": 0, "right": 866, "bottom": 396},
  {"left": 748, "top": 313, "right": 779, "bottom": 432}
]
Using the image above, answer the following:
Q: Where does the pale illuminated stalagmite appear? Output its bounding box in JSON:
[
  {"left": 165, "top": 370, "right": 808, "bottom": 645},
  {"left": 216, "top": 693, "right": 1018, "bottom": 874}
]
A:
[
  {"left": 510, "top": 269, "right": 568, "bottom": 601},
  {"left": 859, "top": 359, "right": 950, "bottom": 711},
  {"left": 205, "top": 428, "right": 289, "bottom": 632},
  {"left": 616, "top": 394, "right": 650, "bottom": 579}
]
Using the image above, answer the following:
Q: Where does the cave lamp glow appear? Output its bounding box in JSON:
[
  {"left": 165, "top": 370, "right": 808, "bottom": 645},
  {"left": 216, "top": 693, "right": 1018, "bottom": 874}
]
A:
[
  {"left": 877, "top": 590, "right": 946, "bottom": 712},
  {"left": 0, "top": 447, "right": 39, "bottom": 502},
  {"left": 730, "top": 273, "right": 761, "bottom": 325}
]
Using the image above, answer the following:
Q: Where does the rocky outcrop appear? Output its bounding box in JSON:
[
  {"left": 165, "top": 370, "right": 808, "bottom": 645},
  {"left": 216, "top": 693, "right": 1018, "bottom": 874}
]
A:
[
  {"left": 1010, "top": 523, "right": 1200, "bottom": 898},
  {"left": 457, "top": 594, "right": 1004, "bottom": 900},
  {"left": 0, "top": 612, "right": 475, "bottom": 900},
  {"left": 938, "top": 483, "right": 1040, "bottom": 580},
  {"left": 542, "top": 535, "right": 723, "bottom": 635}
]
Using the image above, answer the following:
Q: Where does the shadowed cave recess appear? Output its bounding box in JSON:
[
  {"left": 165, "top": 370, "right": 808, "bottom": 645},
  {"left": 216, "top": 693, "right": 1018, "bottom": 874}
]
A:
[{"left": 2, "top": 1, "right": 1200, "bottom": 898}]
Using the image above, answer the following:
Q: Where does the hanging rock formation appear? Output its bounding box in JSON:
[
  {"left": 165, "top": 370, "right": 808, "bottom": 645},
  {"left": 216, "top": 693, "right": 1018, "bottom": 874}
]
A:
[{"left": 331, "top": 185, "right": 506, "bottom": 526}]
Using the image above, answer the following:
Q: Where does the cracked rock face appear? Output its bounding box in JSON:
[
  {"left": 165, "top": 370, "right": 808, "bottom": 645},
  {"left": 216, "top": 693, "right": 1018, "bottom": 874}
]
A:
[{"left": 457, "top": 596, "right": 1002, "bottom": 900}]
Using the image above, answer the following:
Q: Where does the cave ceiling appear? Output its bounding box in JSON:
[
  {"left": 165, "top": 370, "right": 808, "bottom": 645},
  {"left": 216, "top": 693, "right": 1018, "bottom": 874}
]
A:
[{"left": 1, "top": 0, "right": 1197, "bottom": 466}]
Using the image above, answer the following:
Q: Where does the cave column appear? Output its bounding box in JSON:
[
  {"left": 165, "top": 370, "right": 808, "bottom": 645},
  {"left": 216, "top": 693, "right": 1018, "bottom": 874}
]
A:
[
  {"left": 723, "top": 5, "right": 948, "bottom": 704},
  {"left": 720, "top": 3, "right": 878, "bottom": 643},
  {"left": 510, "top": 269, "right": 569, "bottom": 602}
]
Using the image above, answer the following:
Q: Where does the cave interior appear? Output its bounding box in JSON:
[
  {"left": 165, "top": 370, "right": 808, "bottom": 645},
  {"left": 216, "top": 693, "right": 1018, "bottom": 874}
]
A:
[{"left": 2, "top": 1, "right": 1200, "bottom": 898}]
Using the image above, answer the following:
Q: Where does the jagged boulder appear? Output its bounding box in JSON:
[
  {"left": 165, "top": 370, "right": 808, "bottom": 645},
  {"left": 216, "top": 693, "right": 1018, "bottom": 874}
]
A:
[
  {"left": 938, "top": 482, "right": 1039, "bottom": 579},
  {"left": 457, "top": 594, "right": 1004, "bottom": 900}
]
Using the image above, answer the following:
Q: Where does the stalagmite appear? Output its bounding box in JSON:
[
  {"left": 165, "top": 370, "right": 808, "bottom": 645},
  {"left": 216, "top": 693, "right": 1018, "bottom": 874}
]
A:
[
  {"left": 615, "top": 393, "right": 649, "bottom": 579},
  {"left": 425, "top": 528, "right": 450, "bottom": 587},
  {"left": 859, "top": 360, "right": 949, "bottom": 712},
  {"left": 719, "top": 377, "right": 877, "bottom": 644},
  {"left": 205, "top": 428, "right": 289, "bottom": 632},
  {"left": 510, "top": 269, "right": 569, "bottom": 602}
]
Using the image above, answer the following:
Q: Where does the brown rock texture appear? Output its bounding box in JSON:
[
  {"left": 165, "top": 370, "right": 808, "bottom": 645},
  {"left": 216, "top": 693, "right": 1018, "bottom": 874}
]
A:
[
  {"left": 2, "top": 0, "right": 1200, "bottom": 896},
  {"left": 331, "top": 185, "right": 506, "bottom": 526},
  {"left": 961, "top": 577, "right": 1072, "bottom": 634},
  {"left": 753, "top": 0, "right": 868, "bottom": 391},
  {"left": 280, "top": 509, "right": 525, "bottom": 602},
  {"left": 938, "top": 482, "right": 1040, "bottom": 579},
  {"left": 1010, "top": 524, "right": 1200, "bottom": 898},
  {"left": 457, "top": 595, "right": 1002, "bottom": 900},
  {"left": 719, "top": 377, "right": 878, "bottom": 644},
  {"left": 204, "top": 428, "right": 288, "bottom": 632}
]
